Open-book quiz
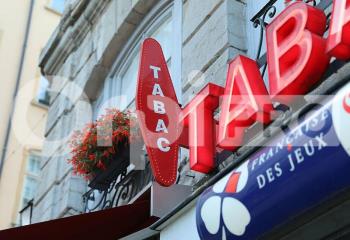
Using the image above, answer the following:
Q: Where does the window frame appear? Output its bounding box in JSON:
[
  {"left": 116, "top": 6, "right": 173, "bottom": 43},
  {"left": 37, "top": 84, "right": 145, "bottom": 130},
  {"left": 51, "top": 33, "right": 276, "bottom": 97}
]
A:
[
  {"left": 119, "top": 15, "right": 173, "bottom": 110},
  {"left": 27, "top": 153, "right": 41, "bottom": 176},
  {"left": 114, "top": 5, "right": 174, "bottom": 111},
  {"left": 93, "top": 0, "right": 183, "bottom": 118},
  {"left": 18, "top": 150, "right": 42, "bottom": 212},
  {"left": 36, "top": 75, "right": 51, "bottom": 106}
]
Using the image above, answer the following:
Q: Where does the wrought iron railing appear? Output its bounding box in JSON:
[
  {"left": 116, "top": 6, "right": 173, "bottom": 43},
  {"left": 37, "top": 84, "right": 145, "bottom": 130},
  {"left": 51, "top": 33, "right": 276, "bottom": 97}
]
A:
[
  {"left": 83, "top": 161, "right": 153, "bottom": 212},
  {"left": 19, "top": 199, "right": 34, "bottom": 226},
  {"left": 251, "top": 0, "right": 332, "bottom": 71}
]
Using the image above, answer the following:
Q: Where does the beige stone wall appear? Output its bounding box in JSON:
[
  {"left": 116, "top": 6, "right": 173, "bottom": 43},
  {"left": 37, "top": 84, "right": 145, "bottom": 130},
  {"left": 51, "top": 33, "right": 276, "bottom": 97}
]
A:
[{"left": 0, "top": 0, "right": 60, "bottom": 229}]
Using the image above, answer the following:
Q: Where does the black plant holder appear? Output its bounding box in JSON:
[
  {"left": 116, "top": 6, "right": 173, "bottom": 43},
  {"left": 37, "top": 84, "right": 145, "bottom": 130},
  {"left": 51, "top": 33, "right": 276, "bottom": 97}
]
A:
[{"left": 88, "top": 142, "right": 130, "bottom": 191}]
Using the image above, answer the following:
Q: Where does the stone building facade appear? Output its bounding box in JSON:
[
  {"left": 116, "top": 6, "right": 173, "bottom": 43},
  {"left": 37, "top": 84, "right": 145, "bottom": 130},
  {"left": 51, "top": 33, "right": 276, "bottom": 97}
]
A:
[
  {"left": 27, "top": 0, "right": 350, "bottom": 238},
  {"left": 34, "top": 0, "right": 345, "bottom": 233},
  {"left": 33, "top": 0, "right": 269, "bottom": 222}
]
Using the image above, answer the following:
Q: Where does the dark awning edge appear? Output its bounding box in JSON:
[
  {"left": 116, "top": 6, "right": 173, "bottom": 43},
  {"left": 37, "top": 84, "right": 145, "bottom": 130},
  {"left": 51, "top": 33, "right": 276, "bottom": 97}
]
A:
[{"left": 0, "top": 200, "right": 158, "bottom": 240}]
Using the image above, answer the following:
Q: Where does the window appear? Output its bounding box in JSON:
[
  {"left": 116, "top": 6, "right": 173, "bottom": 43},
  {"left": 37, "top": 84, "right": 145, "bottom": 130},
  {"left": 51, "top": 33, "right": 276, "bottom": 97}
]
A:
[
  {"left": 49, "top": 0, "right": 65, "bottom": 14},
  {"left": 117, "top": 17, "right": 174, "bottom": 110},
  {"left": 27, "top": 153, "right": 41, "bottom": 176},
  {"left": 151, "top": 17, "right": 173, "bottom": 62},
  {"left": 93, "top": 1, "right": 182, "bottom": 118},
  {"left": 119, "top": 52, "right": 140, "bottom": 110},
  {"left": 37, "top": 76, "right": 50, "bottom": 105},
  {"left": 22, "top": 177, "right": 39, "bottom": 206},
  {"left": 20, "top": 152, "right": 41, "bottom": 208}
]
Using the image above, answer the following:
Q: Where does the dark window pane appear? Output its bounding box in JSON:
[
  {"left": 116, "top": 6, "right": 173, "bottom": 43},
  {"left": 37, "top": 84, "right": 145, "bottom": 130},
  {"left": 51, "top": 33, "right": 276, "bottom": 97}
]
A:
[{"left": 37, "top": 76, "right": 50, "bottom": 105}]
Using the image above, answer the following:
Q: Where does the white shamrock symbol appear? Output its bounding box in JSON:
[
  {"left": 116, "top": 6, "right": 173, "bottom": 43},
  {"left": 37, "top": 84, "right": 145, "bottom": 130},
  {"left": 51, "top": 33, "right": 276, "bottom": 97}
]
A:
[
  {"left": 333, "top": 85, "right": 350, "bottom": 156},
  {"left": 200, "top": 161, "right": 251, "bottom": 239}
]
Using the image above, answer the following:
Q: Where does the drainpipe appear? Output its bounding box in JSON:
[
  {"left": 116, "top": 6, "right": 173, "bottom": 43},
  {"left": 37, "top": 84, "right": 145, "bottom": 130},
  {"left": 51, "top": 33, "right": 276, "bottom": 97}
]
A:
[{"left": 0, "top": 0, "right": 35, "bottom": 177}]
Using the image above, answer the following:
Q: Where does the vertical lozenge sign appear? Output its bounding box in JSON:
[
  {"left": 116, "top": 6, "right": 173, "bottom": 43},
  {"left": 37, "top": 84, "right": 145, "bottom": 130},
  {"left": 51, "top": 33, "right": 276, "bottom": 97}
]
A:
[{"left": 136, "top": 38, "right": 181, "bottom": 187}]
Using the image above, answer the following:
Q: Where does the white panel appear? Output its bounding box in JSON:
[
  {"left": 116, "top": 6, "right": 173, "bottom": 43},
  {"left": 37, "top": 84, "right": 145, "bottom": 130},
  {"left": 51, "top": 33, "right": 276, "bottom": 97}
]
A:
[
  {"left": 151, "top": 183, "right": 192, "bottom": 217},
  {"left": 160, "top": 206, "right": 200, "bottom": 240}
]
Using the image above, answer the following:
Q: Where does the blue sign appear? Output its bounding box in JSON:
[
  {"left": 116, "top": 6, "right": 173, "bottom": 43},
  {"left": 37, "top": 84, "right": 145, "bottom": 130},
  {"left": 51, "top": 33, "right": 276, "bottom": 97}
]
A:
[{"left": 196, "top": 84, "right": 350, "bottom": 240}]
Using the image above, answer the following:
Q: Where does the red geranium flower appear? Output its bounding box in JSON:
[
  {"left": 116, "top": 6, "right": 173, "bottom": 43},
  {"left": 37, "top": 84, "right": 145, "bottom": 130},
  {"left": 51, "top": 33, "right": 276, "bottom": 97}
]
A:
[{"left": 67, "top": 109, "right": 141, "bottom": 180}]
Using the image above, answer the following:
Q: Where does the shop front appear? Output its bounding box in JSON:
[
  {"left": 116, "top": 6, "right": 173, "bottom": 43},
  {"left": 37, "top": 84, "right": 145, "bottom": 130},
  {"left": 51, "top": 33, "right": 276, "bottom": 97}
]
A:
[
  {"left": 1, "top": 0, "right": 350, "bottom": 239},
  {"left": 133, "top": 1, "right": 350, "bottom": 239},
  {"left": 154, "top": 82, "right": 350, "bottom": 239}
]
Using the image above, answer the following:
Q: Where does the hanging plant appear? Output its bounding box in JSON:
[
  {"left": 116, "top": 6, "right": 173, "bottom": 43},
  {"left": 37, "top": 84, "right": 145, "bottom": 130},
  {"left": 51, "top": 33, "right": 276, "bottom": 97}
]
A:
[{"left": 68, "top": 109, "right": 142, "bottom": 189}]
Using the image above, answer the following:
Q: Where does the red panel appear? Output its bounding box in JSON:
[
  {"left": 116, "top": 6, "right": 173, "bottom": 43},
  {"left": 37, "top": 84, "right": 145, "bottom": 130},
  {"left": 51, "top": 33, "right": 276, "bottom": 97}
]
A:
[
  {"left": 266, "top": 2, "right": 330, "bottom": 102},
  {"left": 136, "top": 38, "right": 181, "bottom": 186},
  {"left": 343, "top": 93, "right": 350, "bottom": 114},
  {"left": 326, "top": 0, "right": 350, "bottom": 60},
  {"left": 225, "top": 172, "right": 241, "bottom": 193},
  {"left": 180, "top": 83, "right": 224, "bottom": 173},
  {"left": 218, "top": 55, "right": 273, "bottom": 150}
]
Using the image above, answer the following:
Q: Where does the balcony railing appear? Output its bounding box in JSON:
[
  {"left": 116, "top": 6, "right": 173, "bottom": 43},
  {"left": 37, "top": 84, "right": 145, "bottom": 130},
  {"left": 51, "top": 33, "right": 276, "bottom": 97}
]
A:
[
  {"left": 83, "top": 161, "right": 153, "bottom": 212},
  {"left": 252, "top": 0, "right": 332, "bottom": 72},
  {"left": 19, "top": 199, "right": 34, "bottom": 226}
]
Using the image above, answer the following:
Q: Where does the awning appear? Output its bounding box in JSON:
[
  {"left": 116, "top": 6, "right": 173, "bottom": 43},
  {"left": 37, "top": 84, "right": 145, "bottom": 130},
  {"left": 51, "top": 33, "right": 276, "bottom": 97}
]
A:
[{"left": 0, "top": 199, "right": 158, "bottom": 240}]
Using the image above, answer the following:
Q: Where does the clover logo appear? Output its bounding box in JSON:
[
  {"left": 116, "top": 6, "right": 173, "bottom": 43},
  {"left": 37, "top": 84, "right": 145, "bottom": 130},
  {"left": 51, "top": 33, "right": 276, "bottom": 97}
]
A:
[
  {"left": 196, "top": 162, "right": 250, "bottom": 239},
  {"left": 333, "top": 85, "right": 350, "bottom": 157},
  {"left": 343, "top": 93, "right": 350, "bottom": 114}
]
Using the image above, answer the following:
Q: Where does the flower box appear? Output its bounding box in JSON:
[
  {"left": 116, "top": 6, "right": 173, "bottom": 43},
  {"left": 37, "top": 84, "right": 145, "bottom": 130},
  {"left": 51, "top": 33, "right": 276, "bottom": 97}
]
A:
[
  {"left": 68, "top": 109, "right": 142, "bottom": 189},
  {"left": 88, "top": 141, "right": 130, "bottom": 191}
]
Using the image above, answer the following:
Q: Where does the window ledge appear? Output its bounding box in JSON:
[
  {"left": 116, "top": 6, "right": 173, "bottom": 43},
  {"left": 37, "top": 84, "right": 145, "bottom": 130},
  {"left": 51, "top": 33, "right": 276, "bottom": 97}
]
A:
[
  {"left": 31, "top": 99, "right": 49, "bottom": 110},
  {"left": 44, "top": 5, "right": 63, "bottom": 16}
]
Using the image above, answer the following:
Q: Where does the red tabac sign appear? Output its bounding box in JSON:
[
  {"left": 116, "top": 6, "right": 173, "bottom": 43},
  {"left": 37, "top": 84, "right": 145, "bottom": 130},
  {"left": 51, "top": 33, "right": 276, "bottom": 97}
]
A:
[
  {"left": 136, "top": 1, "right": 350, "bottom": 187},
  {"left": 266, "top": 2, "right": 330, "bottom": 99},
  {"left": 327, "top": 0, "right": 350, "bottom": 59},
  {"left": 136, "top": 38, "right": 180, "bottom": 186}
]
